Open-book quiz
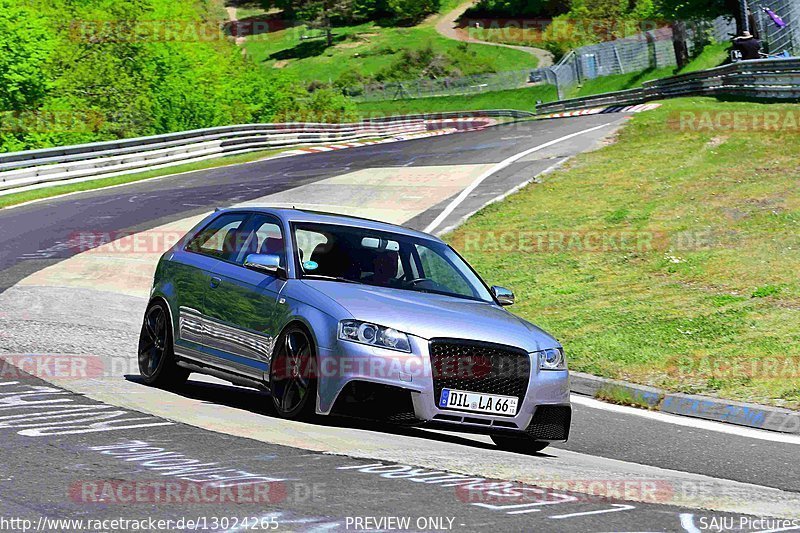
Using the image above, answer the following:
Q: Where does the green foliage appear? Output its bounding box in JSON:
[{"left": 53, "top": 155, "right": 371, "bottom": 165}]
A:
[
  {"left": 259, "top": 0, "right": 439, "bottom": 25},
  {"left": 386, "top": 0, "right": 441, "bottom": 24},
  {"left": 752, "top": 285, "right": 781, "bottom": 298},
  {"left": 276, "top": 87, "right": 358, "bottom": 122},
  {"left": 0, "top": 0, "right": 56, "bottom": 111},
  {"left": 654, "top": 0, "right": 740, "bottom": 22},
  {"left": 470, "top": 0, "right": 568, "bottom": 17},
  {"left": 0, "top": 0, "right": 351, "bottom": 152}
]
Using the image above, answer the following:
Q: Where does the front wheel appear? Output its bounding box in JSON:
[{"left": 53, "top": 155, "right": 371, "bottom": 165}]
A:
[
  {"left": 269, "top": 325, "right": 318, "bottom": 420},
  {"left": 138, "top": 301, "right": 189, "bottom": 388},
  {"left": 491, "top": 434, "right": 550, "bottom": 454}
]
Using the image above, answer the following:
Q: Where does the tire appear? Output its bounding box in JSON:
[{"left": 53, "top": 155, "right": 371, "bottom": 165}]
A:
[
  {"left": 490, "top": 434, "right": 550, "bottom": 454},
  {"left": 269, "top": 325, "right": 318, "bottom": 420},
  {"left": 138, "top": 300, "right": 190, "bottom": 388}
]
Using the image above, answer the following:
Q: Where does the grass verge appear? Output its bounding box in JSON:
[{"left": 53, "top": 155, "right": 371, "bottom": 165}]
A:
[
  {"left": 595, "top": 385, "right": 662, "bottom": 410},
  {"left": 446, "top": 96, "right": 800, "bottom": 409},
  {"left": 355, "top": 85, "right": 556, "bottom": 116},
  {"left": 243, "top": 24, "right": 538, "bottom": 84}
]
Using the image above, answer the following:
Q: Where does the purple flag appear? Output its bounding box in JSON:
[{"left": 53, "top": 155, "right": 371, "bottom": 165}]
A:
[{"left": 764, "top": 7, "right": 787, "bottom": 28}]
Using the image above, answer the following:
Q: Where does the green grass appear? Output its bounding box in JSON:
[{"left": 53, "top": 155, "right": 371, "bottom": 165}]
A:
[
  {"left": 682, "top": 42, "right": 730, "bottom": 72},
  {"left": 595, "top": 385, "right": 662, "bottom": 410},
  {"left": 446, "top": 97, "right": 800, "bottom": 409},
  {"left": 571, "top": 67, "right": 676, "bottom": 98},
  {"left": 242, "top": 22, "right": 538, "bottom": 85},
  {"left": 0, "top": 148, "right": 287, "bottom": 209},
  {"left": 355, "top": 85, "right": 557, "bottom": 116}
]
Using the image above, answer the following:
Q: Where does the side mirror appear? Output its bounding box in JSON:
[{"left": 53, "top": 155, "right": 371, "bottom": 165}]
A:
[
  {"left": 244, "top": 254, "right": 285, "bottom": 278},
  {"left": 491, "top": 286, "right": 515, "bottom": 306}
]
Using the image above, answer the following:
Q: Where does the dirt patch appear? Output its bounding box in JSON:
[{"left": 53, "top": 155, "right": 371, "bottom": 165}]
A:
[
  {"left": 335, "top": 41, "right": 363, "bottom": 49},
  {"left": 706, "top": 136, "right": 728, "bottom": 149},
  {"left": 272, "top": 60, "right": 289, "bottom": 68}
]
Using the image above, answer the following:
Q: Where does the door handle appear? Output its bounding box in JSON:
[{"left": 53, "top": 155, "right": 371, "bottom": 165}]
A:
[{"left": 209, "top": 277, "right": 222, "bottom": 289}]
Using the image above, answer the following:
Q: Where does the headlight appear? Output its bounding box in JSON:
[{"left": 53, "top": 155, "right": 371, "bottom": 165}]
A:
[
  {"left": 338, "top": 320, "right": 411, "bottom": 353},
  {"left": 538, "top": 348, "right": 566, "bottom": 370}
]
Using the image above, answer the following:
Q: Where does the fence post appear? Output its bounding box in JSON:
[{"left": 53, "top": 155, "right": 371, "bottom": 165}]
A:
[{"left": 614, "top": 45, "right": 625, "bottom": 74}]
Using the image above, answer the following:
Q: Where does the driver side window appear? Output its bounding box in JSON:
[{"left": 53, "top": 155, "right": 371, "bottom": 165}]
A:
[
  {"left": 415, "top": 245, "right": 473, "bottom": 297},
  {"left": 234, "top": 215, "right": 285, "bottom": 267}
]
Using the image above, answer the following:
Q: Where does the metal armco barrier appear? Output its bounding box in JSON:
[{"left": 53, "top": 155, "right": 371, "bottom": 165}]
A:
[
  {"left": 536, "top": 58, "right": 800, "bottom": 114},
  {"left": 0, "top": 110, "right": 533, "bottom": 193}
]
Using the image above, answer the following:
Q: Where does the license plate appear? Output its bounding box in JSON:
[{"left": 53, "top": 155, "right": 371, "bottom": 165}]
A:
[{"left": 439, "top": 388, "right": 518, "bottom": 416}]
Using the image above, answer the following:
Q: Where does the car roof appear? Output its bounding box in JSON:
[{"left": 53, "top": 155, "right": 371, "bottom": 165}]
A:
[{"left": 216, "top": 206, "right": 444, "bottom": 243}]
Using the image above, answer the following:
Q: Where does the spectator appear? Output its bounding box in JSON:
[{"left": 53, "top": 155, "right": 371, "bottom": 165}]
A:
[{"left": 732, "top": 31, "right": 762, "bottom": 60}]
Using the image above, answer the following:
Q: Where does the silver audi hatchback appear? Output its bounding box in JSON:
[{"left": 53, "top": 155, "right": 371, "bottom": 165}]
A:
[{"left": 138, "top": 207, "right": 571, "bottom": 453}]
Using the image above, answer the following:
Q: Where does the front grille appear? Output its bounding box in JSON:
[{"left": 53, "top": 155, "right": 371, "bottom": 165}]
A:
[
  {"left": 525, "top": 405, "right": 571, "bottom": 440},
  {"left": 429, "top": 339, "right": 531, "bottom": 415}
]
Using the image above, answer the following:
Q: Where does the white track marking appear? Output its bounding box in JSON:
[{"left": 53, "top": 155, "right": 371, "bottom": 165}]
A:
[
  {"left": 423, "top": 121, "right": 619, "bottom": 234},
  {"left": 572, "top": 395, "right": 800, "bottom": 445},
  {"left": 680, "top": 514, "right": 702, "bottom": 533},
  {"left": 549, "top": 504, "right": 636, "bottom": 519},
  {"left": 435, "top": 156, "right": 569, "bottom": 236}
]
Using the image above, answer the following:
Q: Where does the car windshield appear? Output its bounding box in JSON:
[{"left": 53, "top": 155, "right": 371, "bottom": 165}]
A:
[{"left": 292, "top": 222, "right": 494, "bottom": 303}]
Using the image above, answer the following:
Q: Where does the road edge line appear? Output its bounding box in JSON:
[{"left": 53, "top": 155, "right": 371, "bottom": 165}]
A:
[{"left": 423, "top": 121, "right": 618, "bottom": 234}]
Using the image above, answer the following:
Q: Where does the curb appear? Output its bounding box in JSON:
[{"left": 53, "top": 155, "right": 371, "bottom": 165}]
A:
[
  {"left": 538, "top": 103, "right": 661, "bottom": 120},
  {"left": 570, "top": 371, "right": 800, "bottom": 435}
]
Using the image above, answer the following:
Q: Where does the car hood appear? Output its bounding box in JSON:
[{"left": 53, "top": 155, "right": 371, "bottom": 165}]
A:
[{"left": 300, "top": 280, "right": 559, "bottom": 353}]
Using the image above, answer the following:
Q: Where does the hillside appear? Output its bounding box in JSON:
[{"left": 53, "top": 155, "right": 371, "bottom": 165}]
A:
[{"left": 232, "top": 1, "right": 539, "bottom": 89}]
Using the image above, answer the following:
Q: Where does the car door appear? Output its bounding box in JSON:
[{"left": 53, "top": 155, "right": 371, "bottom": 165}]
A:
[
  {"left": 203, "top": 213, "right": 290, "bottom": 379},
  {"left": 173, "top": 212, "right": 251, "bottom": 354}
]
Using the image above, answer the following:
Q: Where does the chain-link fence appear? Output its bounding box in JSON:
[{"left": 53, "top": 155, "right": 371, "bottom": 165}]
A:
[
  {"left": 539, "top": 21, "right": 745, "bottom": 98},
  {"left": 750, "top": 0, "right": 800, "bottom": 55}
]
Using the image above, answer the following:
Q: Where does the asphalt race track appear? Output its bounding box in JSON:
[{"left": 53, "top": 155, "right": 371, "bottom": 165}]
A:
[{"left": 1, "top": 115, "right": 799, "bottom": 532}]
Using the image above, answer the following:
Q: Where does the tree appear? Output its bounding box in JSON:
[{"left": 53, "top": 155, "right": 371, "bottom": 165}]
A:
[
  {"left": 260, "top": 0, "right": 354, "bottom": 47},
  {"left": 0, "top": 0, "right": 56, "bottom": 111},
  {"left": 670, "top": 21, "right": 689, "bottom": 69},
  {"left": 655, "top": 0, "right": 744, "bottom": 33}
]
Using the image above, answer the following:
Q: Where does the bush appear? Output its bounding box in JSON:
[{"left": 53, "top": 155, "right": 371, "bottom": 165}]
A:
[{"left": 386, "top": 0, "right": 441, "bottom": 24}]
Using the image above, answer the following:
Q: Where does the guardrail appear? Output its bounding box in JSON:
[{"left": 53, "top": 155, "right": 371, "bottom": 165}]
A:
[
  {"left": 536, "top": 58, "right": 800, "bottom": 114},
  {"left": 0, "top": 110, "right": 532, "bottom": 194}
]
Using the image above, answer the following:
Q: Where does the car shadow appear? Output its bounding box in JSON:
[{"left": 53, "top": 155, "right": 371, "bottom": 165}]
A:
[{"left": 124, "top": 374, "right": 555, "bottom": 458}]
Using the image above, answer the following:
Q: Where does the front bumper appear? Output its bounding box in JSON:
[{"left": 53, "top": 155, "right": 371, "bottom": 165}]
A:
[{"left": 318, "top": 335, "right": 572, "bottom": 441}]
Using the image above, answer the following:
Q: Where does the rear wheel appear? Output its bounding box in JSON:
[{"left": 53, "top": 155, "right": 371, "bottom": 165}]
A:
[
  {"left": 138, "top": 301, "right": 189, "bottom": 388},
  {"left": 269, "top": 325, "right": 317, "bottom": 420},
  {"left": 491, "top": 434, "right": 549, "bottom": 454}
]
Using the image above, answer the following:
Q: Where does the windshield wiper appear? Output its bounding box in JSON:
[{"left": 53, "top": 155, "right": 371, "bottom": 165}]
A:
[{"left": 302, "top": 274, "right": 363, "bottom": 285}]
